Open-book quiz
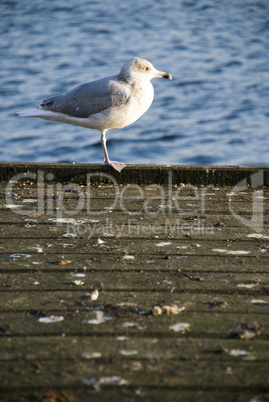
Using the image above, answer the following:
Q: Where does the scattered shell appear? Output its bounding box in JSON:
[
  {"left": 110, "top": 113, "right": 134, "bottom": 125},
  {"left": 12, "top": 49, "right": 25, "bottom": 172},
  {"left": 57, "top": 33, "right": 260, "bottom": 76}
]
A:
[
  {"left": 34, "top": 281, "right": 40, "bottom": 285},
  {"left": 87, "top": 290, "right": 99, "bottom": 301},
  {"left": 169, "top": 322, "right": 190, "bottom": 333},
  {"left": 57, "top": 259, "right": 72, "bottom": 265},
  {"left": 212, "top": 249, "right": 250, "bottom": 255},
  {"left": 209, "top": 301, "right": 228, "bottom": 309},
  {"left": 232, "top": 324, "right": 261, "bottom": 340},
  {"left": 189, "top": 275, "right": 204, "bottom": 281},
  {"left": 226, "top": 349, "right": 249, "bottom": 357},
  {"left": 81, "top": 352, "right": 102, "bottom": 359},
  {"left": 120, "top": 350, "right": 138, "bottom": 356},
  {"left": 152, "top": 305, "right": 185, "bottom": 316},
  {"left": 122, "top": 322, "right": 143, "bottom": 330},
  {"left": 98, "top": 376, "right": 128, "bottom": 386},
  {"left": 73, "top": 280, "right": 84, "bottom": 286},
  {"left": 239, "top": 329, "right": 258, "bottom": 340},
  {"left": 117, "top": 336, "right": 129, "bottom": 341},
  {"left": 22, "top": 199, "right": 36, "bottom": 203},
  {"left": 62, "top": 233, "right": 77, "bottom": 238},
  {"left": 82, "top": 376, "right": 128, "bottom": 390},
  {"left": 152, "top": 306, "right": 162, "bottom": 316},
  {"left": 251, "top": 299, "right": 267, "bottom": 305},
  {"left": 86, "top": 311, "right": 113, "bottom": 325},
  {"left": 38, "top": 315, "right": 64, "bottom": 324},
  {"left": 9, "top": 253, "right": 32, "bottom": 258},
  {"left": 96, "top": 238, "right": 104, "bottom": 244},
  {"left": 5, "top": 204, "right": 22, "bottom": 209},
  {"left": 236, "top": 283, "right": 258, "bottom": 289},
  {"left": 72, "top": 273, "right": 86, "bottom": 278},
  {"left": 156, "top": 242, "right": 172, "bottom": 247},
  {"left": 122, "top": 255, "right": 135, "bottom": 260},
  {"left": 247, "top": 233, "right": 269, "bottom": 240},
  {"left": 48, "top": 218, "right": 77, "bottom": 224}
]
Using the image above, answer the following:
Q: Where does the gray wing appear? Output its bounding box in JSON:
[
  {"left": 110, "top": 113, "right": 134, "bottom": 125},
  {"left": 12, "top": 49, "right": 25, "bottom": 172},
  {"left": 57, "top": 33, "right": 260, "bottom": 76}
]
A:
[{"left": 38, "top": 75, "right": 130, "bottom": 118}]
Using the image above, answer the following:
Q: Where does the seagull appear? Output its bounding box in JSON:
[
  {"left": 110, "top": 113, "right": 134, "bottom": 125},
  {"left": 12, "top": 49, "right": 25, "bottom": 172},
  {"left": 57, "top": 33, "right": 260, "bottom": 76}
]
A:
[{"left": 18, "top": 57, "right": 172, "bottom": 172}]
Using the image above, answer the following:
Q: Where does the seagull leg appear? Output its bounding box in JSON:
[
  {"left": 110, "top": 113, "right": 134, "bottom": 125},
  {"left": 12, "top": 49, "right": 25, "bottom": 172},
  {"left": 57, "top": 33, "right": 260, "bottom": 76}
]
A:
[{"left": 100, "top": 130, "right": 128, "bottom": 172}]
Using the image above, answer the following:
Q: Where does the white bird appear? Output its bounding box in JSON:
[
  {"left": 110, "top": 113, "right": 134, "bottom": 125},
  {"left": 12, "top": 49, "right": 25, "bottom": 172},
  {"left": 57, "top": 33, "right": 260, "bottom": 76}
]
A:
[{"left": 18, "top": 57, "right": 172, "bottom": 172}]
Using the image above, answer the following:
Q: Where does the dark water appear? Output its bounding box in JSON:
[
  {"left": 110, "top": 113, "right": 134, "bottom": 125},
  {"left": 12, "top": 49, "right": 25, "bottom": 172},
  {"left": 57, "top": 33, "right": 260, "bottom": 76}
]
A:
[{"left": 1, "top": 0, "right": 268, "bottom": 166}]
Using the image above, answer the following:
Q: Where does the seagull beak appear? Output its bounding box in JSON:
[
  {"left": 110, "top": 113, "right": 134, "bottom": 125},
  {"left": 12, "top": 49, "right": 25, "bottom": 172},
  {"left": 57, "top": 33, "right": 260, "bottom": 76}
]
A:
[{"left": 155, "top": 70, "right": 172, "bottom": 80}]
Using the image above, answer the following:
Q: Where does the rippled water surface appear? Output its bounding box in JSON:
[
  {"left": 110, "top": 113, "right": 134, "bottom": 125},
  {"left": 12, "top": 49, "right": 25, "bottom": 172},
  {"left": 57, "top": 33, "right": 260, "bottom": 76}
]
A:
[{"left": 1, "top": 0, "right": 268, "bottom": 166}]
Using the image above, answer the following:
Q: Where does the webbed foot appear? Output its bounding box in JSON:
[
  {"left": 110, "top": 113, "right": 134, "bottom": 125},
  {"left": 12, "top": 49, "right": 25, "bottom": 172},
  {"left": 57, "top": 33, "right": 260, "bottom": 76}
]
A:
[{"left": 105, "top": 160, "right": 128, "bottom": 172}]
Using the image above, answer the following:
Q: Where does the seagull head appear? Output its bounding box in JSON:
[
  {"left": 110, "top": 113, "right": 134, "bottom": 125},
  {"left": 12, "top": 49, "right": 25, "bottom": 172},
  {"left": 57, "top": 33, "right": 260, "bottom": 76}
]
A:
[{"left": 119, "top": 57, "right": 172, "bottom": 83}]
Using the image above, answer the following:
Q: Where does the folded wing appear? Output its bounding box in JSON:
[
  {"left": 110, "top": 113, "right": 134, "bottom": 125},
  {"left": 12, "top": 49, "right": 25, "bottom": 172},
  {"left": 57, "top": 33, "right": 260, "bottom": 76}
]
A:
[{"left": 37, "top": 76, "right": 130, "bottom": 118}]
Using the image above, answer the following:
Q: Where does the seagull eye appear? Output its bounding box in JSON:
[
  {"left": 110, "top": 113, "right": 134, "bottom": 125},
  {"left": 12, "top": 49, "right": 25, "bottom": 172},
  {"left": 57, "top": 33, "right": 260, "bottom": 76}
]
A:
[{"left": 145, "top": 67, "right": 149, "bottom": 71}]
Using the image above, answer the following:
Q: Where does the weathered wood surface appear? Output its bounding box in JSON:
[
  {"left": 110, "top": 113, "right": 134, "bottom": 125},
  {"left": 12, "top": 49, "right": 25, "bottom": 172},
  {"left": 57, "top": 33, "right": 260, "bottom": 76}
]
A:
[
  {"left": 0, "top": 164, "right": 268, "bottom": 401},
  {"left": 0, "top": 161, "right": 269, "bottom": 185}
]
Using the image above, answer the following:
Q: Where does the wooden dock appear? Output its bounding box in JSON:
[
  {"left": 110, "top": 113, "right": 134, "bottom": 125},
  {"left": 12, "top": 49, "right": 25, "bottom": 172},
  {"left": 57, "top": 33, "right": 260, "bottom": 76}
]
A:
[{"left": 0, "top": 163, "right": 268, "bottom": 401}]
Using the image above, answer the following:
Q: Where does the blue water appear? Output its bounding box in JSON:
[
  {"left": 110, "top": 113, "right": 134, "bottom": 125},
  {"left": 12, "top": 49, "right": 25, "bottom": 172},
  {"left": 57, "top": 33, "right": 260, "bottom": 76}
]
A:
[{"left": 1, "top": 0, "right": 268, "bottom": 166}]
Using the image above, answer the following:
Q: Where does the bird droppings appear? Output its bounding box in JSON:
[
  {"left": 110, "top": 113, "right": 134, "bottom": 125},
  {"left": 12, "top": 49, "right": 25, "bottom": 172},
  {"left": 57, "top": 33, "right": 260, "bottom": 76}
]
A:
[
  {"left": 72, "top": 273, "right": 86, "bottom": 278},
  {"left": 62, "top": 233, "right": 77, "bottom": 238},
  {"left": 86, "top": 311, "right": 113, "bottom": 325},
  {"left": 38, "top": 315, "right": 64, "bottom": 323},
  {"left": 96, "top": 238, "right": 104, "bottom": 244},
  {"left": 152, "top": 305, "right": 185, "bottom": 316},
  {"left": 169, "top": 322, "right": 190, "bottom": 333},
  {"left": 212, "top": 249, "right": 250, "bottom": 255},
  {"left": 81, "top": 352, "right": 102, "bottom": 359}
]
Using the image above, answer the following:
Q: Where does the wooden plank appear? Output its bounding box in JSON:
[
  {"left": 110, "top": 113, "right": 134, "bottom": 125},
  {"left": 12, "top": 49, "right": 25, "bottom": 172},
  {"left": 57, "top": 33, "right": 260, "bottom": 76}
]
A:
[
  {"left": 1, "top": 359, "right": 269, "bottom": 389},
  {"left": 0, "top": 254, "right": 267, "bottom": 273},
  {"left": 1, "top": 337, "right": 269, "bottom": 362},
  {"left": 0, "top": 237, "right": 267, "bottom": 257},
  {"left": 0, "top": 389, "right": 253, "bottom": 402},
  {"left": 0, "top": 221, "right": 268, "bottom": 239},
  {"left": 0, "top": 311, "right": 268, "bottom": 338},
  {"left": 0, "top": 291, "right": 269, "bottom": 314},
  {"left": 0, "top": 271, "right": 269, "bottom": 293}
]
